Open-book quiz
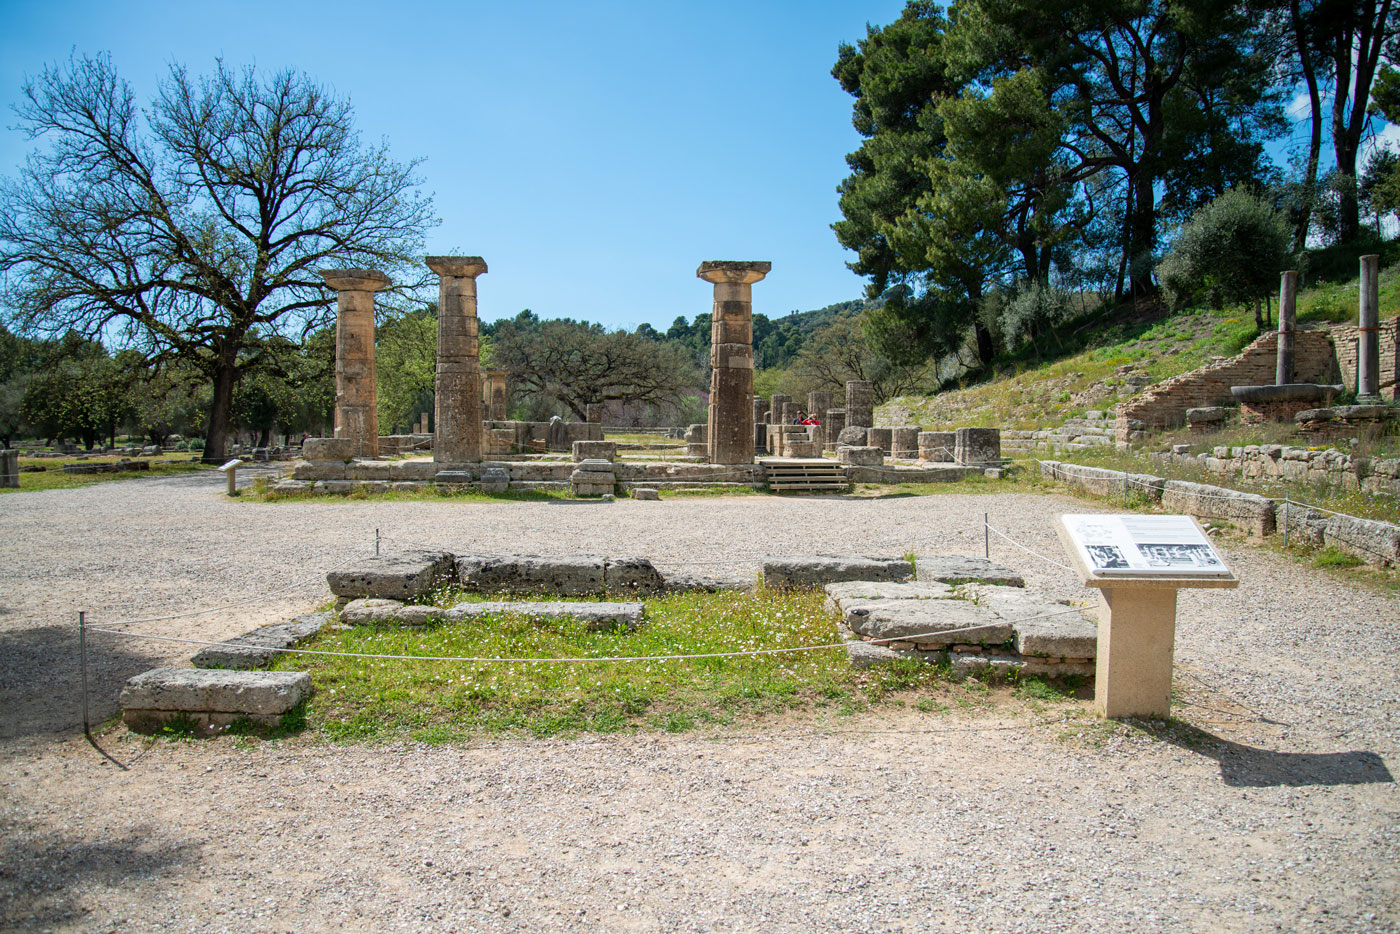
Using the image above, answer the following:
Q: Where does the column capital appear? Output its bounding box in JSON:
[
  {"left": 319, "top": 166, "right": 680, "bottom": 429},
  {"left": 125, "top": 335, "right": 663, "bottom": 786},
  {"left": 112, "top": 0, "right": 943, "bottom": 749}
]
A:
[
  {"left": 320, "top": 269, "right": 392, "bottom": 292},
  {"left": 697, "top": 260, "right": 771, "bottom": 285},
  {"left": 427, "top": 256, "right": 488, "bottom": 278}
]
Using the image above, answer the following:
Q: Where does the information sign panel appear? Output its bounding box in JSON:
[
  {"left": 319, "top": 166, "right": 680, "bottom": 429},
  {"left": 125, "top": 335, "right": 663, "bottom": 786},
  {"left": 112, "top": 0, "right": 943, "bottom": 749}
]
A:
[{"left": 1060, "top": 514, "right": 1230, "bottom": 577}]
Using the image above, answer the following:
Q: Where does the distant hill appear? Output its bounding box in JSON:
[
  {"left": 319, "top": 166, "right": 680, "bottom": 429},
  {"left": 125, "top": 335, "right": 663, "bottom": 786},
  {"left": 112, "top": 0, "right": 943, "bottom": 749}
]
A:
[{"left": 660, "top": 298, "right": 878, "bottom": 370}]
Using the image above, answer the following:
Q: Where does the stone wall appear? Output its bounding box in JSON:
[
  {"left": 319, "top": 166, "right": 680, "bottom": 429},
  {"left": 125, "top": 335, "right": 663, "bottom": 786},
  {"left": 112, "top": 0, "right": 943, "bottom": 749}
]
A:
[
  {"left": 1038, "top": 459, "right": 1400, "bottom": 565},
  {"left": 1002, "top": 414, "right": 1117, "bottom": 455},
  {"left": 1151, "top": 444, "right": 1400, "bottom": 497},
  {"left": 1329, "top": 318, "right": 1400, "bottom": 400},
  {"left": 1115, "top": 329, "right": 1337, "bottom": 442}
]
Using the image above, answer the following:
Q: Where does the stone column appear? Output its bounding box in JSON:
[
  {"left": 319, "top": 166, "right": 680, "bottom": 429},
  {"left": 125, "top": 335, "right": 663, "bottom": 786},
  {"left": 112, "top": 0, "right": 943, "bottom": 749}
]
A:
[
  {"left": 781, "top": 402, "right": 800, "bottom": 424},
  {"left": 1276, "top": 270, "right": 1298, "bottom": 386},
  {"left": 846, "top": 380, "right": 874, "bottom": 429},
  {"left": 770, "top": 394, "right": 791, "bottom": 422},
  {"left": 486, "top": 369, "right": 509, "bottom": 421},
  {"left": 0, "top": 449, "right": 18, "bottom": 489},
  {"left": 824, "top": 409, "right": 846, "bottom": 451},
  {"left": 807, "top": 391, "right": 830, "bottom": 449},
  {"left": 1359, "top": 254, "right": 1381, "bottom": 402},
  {"left": 752, "top": 399, "right": 769, "bottom": 455},
  {"left": 427, "top": 256, "right": 488, "bottom": 467},
  {"left": 585, "top": 403, "right": 604, "bottom": 424},
  {"left": 321, "top": 269, "right": 391, "bottom": 458},
  {"left": 699, "top": 261, "right": 770, "bottom": 465}
]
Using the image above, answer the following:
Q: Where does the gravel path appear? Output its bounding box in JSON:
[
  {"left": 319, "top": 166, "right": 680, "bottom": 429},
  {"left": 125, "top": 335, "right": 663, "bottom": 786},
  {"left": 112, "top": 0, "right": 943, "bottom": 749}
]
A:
[{"left": 1, "top": 469, "right": 1397, "bottom": 932}]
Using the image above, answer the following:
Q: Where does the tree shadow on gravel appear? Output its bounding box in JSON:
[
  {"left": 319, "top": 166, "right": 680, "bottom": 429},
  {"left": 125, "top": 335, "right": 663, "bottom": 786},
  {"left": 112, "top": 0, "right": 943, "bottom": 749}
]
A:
[
  {"left": 1137, "top": 719, "right": 1394, "bottom": 787},
  {"left": 0, "top": 624, "right": 161, "bottom": 740},
  {"left": 0, "top": 821, "right": 196, "bottom": 930}
]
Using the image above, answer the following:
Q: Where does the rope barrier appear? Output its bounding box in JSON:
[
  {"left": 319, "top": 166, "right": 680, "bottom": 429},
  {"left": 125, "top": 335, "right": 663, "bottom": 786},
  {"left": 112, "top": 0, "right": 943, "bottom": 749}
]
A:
[
  {"left": 984, "top": 523, "right": 1075, "bottom": 573},
  {"left": 85, "top": 607, "right": 1089, "bottom": 665}
]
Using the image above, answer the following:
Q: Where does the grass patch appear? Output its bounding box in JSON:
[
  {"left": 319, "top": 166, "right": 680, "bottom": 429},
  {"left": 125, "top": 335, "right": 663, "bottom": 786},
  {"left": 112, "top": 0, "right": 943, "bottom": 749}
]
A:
[
  {"left": 270, "top": 588, "right": 1019, "bottom": 744},
  {"left": 3, "top": 453, "right": 209, "bottom": 493},
  {"left": 1312, "top": 546, "right": 1365, "bottom": 569}
]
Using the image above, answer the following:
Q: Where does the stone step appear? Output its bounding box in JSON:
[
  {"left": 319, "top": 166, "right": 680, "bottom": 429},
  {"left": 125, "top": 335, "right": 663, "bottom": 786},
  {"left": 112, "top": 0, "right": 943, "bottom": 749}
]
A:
[
  {"left": 327, "top": 551, "right": 456, "bottom": 601},
  {"left": 191, "top": 613, "right": 329, "bottom": 669},
  {"left": 120, "top": 668, "right": 313, "bottom": 733},
  {"left": 915, "top": 556, "right": 1025, "bottom": 587},
  {"left": 341, "top": 597, "right": 644, "bottom": 631},
  {"left": 763, "top": 556, "right": 913, "bottom": 588}
]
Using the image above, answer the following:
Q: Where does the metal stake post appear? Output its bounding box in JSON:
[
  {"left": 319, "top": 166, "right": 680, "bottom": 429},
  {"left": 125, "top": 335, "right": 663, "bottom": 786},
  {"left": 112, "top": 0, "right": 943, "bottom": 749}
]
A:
[
  {"left": 1282, "top": 495, "right": 1289, "bottom": 548},
  {"left": 79, "top": 611, "right": 89, "bottom": 734},
  {"left": 375, "top": 528, "right": 381, "bottom": 556},
  {"left": 984, "top": 512, "right": 989, "bottom": 559}
]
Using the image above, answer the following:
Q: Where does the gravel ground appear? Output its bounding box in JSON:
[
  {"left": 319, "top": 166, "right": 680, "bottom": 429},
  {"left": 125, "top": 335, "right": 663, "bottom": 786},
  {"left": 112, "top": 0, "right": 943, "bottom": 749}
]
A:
[{"left": 1, "top": 468, "right": 1397, "bottom": 933}]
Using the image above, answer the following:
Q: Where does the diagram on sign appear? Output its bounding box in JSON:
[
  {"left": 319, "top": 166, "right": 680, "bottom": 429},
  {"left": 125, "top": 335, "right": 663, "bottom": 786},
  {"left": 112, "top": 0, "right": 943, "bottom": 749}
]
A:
[{"left": 1061, "top": 514, "right": 1230, "bottom": 577}]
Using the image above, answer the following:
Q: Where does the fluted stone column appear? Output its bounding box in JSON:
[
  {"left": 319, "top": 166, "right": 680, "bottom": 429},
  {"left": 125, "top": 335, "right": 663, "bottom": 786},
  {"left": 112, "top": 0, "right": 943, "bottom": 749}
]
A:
[
  {"left": 1276, "top": 270, "right": 1298, "bottom": 386},
  {"left": 699, "top": 261, "right": 770, "bottom": 465},
  {"left": 846, "top": 380, "right": 874, "bottom": 429},
  {"left": 807, "top": 391, "right": 831, "bottom": 449},
  {"left": 486, "top": 369, "right": 509, "bottom": 421},
  {"left": 321, "top": 269, "right": 391, "bottom": 458},
  {"left": 1359, "top": 254, "right": 1381, "bottom": 402},
  {"left": 427, "top": 256, "right": 487, "bottom": 467}
]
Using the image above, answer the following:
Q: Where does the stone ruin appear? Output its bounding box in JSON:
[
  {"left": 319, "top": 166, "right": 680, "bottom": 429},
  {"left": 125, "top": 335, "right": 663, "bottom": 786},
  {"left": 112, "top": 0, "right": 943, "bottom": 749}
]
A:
[
  {"left": 116, "top": 548, "right": 1096, "bottom": 733},
  {"left": 283, "top": 257, "right": 1013, "bottom": 497}
]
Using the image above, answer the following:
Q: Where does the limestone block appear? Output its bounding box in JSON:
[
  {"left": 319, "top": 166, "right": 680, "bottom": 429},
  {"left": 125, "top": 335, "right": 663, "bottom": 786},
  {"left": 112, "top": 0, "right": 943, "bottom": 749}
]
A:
[
  {"left": 341, "top": 598, "right": 433, "bottom": 625},
  {"left": 120, "top": 668, "right": 312, "bottom": 731},
  {"left": 434, "top": 470, "right": 474, "bottom": 484},
  {"left": 1185, "top": 406, "right": 1227, "bottom": 425},
  {"left": 326, "top": 551, "right": 456, "bottom": 601},
  {"left": 918, "top": 431, "right": 955, "bottom": 463},
  {"left": 915, "top": 556, "right": 1024, "bottom": 587},
  {"left": 302, "top": 437, "right": 358, "bottom": 461},
  {"left": 291, "top": 461, "right": 349, "bottom": 481},
  {"left": 891, "top": 427, "right": 920, "bottom": 458},
  {"left": 867, "top": 427, "right": 893, "bottom": 454},
  {"left": 785, "top": 440, "right": 821, "bottom": 458},
  {"left": 1322, "top": 513, "right": 1400, "bottom": 566},
  {"left": 450, "top": 600, "right": 644, "bottom": 631},
  {"left": 962, "top": 587, "right": 1096, "bottom": 657},
  {"left": 838, "top": 445, "right": 883, "bottom": 466},
  {"left": 632, "top": 487, "right": 660, "bottom": 500},
  {"left": 572, "top": 440, "right": 617, "bottom": 462},
  {"left": 824, "top": 581, "right": 954, "bottom": 610},
  {"left": 660, "top": 570, "right": 755, "bottom": 592},
  {"left": 845, "top": 641, "right": 907, "bottom": 668},
  {"left": 0, "top": 450, "right": 18, "bottom": 488},
  {"left": 604, "top": 556, "right": 667, "bottom": 594},
  {"left": 190, "top": 613, "right": 329, "bottom": 669},
  {"left": 954, "top": 427, "right": 1001, "bottom": 465},
  {"left": 950, "top": 653, "right": 1024, "bottom": 680},
  {"left": 476, "top": 466, "right": 510, "bottom": 493},
  {"left": 1161, "top": 480, "right": 1275, "bottom": 536},
  {"left": 837, "top": 426, "right": 868, "bottom": 446},
  {"left": 763, "top": 555, "right": 913, "bottom": 588},
  {"left": 844, "top": 600, "right": 1011, "bottom": 644},
  {"left": 456, "top": 554, "right": 608, "bottom": 595}
]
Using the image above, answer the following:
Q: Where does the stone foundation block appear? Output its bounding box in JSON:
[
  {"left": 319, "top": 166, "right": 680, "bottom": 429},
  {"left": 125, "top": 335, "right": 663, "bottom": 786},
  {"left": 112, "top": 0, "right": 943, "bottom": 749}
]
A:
[
  {"left": 844, "top": 600, "right": 1011, "bottom": 644},
  {"left": 1161, "top": 480, "right": 1275, "bottom": 537},
  {"left": 326, "top": 550, "right": 456, "bottom": 601},
  {"left": 572, "top": 440, "right": 617, "bottom": 462},
  {"left": 954, "top": 427, "right": 1001, "bottom": 465},
  {"left": 915, "top": 556, "right": 1024, "bottom": 587},
  {"left": 837, "top": 445, "right": 883, "bottom": 466},
  {"left": 867, "top": 427, "right": 893, "bottom": 454},
  {"left": 845, "top": 641, "right": 907, "bottom": 668},
  {"left": 891, "top": 427, "right": 920, "bottom": 458},
  {"left": 476, "top": 466, "right": 510, "bottom": 493},
  {"left": 190, "top": 613, "right": 329, "bottom": 669},
  {"left": 632, "top": 487, "right": 660, "bottom": 500},
  {"left": 836, "top": 426, "right": 868, "bottom": 446},
  {"left": 918, "top": 431, "right": 955, "bottom": 462},
  {"left": 457, "top": 554, "right": 608, "bottom": 595},
  {"left": 604, "top": 556, "right": 667, "bottom": 594},
  {"left": 763, "top": 555, "right": 913, "bottom": 588},
  {"left": 120, "top": 668, "right": 312, "bottom": 732},
  {"left": 301, "top": 438, "right": 358, "bottom": 461}
]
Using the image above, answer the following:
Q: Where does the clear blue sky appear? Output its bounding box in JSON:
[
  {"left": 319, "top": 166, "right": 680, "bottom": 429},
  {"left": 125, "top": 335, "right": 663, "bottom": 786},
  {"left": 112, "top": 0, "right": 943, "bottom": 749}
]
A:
[{"left": 0, "top": 0, "right": 909, "bottom": 332}]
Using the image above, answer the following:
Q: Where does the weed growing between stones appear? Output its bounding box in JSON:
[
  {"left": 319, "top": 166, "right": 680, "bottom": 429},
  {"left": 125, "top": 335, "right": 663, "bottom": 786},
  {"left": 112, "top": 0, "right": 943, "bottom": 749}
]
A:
[{"left": 270, "top": 589, "right": 1070, "bottom": 744}]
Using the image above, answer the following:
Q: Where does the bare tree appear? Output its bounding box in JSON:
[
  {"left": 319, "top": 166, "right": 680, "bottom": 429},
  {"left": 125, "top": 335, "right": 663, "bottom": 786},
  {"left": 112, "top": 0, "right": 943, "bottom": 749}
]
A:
[
  {"left": 789, "top": 315, "right": 932, "bottom": 403},
  {"left": 0, "top": 54, "right": 435, "bottom": 460}
]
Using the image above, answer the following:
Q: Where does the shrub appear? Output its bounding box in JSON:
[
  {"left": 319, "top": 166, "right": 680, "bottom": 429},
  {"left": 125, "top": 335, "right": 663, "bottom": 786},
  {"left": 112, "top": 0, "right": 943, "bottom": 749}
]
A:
[{"left": 1158, "top": 189, "right": 1291, "bottom": 313}]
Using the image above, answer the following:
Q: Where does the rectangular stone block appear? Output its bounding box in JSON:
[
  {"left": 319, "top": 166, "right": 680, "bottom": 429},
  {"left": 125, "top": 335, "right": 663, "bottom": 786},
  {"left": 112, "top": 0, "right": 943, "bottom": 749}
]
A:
[
  {"left": 190, "top": 613, "right": 329, "bottom": 669},
  {"left": 456, "top": 554, "right": 608, "bottom": 595},
  {"left": 326, "top": 551, "right": 456, "bottom": 601},
  {"left": 915, "top": 556, "right": 1025, "bottom": 587},
  {"left": 763, "top": 555, "right": 913, "bottom": 588},
  {"left": 301, "top": 437, "right": 358, "bottom": 461},
  {"left": 120, "top": 668, "right": 312, "bottom": 731},
  {"left": 842, "top": 600, "right": 1012, "bottom": 644},
  {"left": 0, "top": 450, "right": 18, "bottom": 488},
  {"left": 572, "top": 440, "right": 617, "bottom": 462},
  {"left": 954, "top": 427, "right": 1001, "bottom": 465}
]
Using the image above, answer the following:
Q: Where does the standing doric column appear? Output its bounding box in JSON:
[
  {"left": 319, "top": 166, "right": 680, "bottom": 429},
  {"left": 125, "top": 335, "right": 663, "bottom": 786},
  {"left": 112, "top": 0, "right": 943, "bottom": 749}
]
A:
[
  {"left": 427, "top": 256, "right": 488, "bottom": 467},
  {"left": 1358, "top": 255, "right": 1381, "bottom": 402},
  {"left": 698, "top": 261, "right": 770, "bottom": 465},
  {"left": 321, "top": 269, "right": 391, "bottom": 458},
  {"left": 846, "top": 380, "right": 874, "bottom": 429},
  {"left": 1276, "top": 270, "right": 1298, "bottom": 386}
]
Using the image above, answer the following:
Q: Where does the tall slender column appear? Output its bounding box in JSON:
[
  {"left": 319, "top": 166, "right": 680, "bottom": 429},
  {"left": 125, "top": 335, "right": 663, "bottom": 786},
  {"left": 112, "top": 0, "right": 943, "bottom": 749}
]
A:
[
  {"left": 1276, "top": 270, "right": 1297, "bottom": 385},
  {"left": 427, "top": 256, "right": 488, "bottom": 466},
  {"left": 1358, "top": 254, "right": 1381, "bottom": 402},
  {"left": 321, "top": 269, "right": 391, "bottom": 458},
  {"left": 487, "top": 369, "right": 509, "bottom": 421},
  {"left": 698, "top": 261, "right": 770, "bottom": 465},
  {"left": 846, "top": 380, "right": 874, "bottom": 429}
]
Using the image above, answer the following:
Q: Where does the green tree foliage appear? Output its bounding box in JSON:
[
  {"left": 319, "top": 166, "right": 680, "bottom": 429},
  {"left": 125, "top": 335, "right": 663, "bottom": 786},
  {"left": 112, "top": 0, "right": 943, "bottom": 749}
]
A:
[
  {"left": 788, "top": 315, "right": 934, "bottom": 403},
  {"left": 116, "top": 352, "right": 206, "bottom": 446},
  {"left": 20, "top": 334, "right": 131, "bottom": 448},
  {"left": 375, "top": 308, "right": 440, "bottom": 435},
  {"left": 490, "top": 314, "right": 701, "bottom": 421},
  {"left": 0, "top": 55, "right": 435, "bottom": 461},
  {"left": 1157, "top": 189, "right": 1291, "bottom": 323}
]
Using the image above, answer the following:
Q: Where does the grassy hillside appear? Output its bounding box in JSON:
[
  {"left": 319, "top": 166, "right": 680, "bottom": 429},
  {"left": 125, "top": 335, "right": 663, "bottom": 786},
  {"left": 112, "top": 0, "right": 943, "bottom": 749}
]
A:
[{"left": 883, "top": 263, "right": 1400, "bottom": 431}]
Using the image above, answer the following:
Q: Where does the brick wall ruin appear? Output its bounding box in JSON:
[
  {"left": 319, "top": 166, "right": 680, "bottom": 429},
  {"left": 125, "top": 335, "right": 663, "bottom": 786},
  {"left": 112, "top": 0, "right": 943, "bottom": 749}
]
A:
[
  {"left": 1115, "top": 329, "right": 1338, "bottom": 443},
  {"left": 1329, "top": 318, "right": 1400, "bottom": 401}
]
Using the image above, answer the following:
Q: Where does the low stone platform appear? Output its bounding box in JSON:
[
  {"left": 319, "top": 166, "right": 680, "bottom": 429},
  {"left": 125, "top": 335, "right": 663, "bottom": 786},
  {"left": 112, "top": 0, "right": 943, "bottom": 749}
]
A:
[
  {"left": 190, "top": 613, "right": 329, "bottom": 669},
  {"left": 326, "top": 551, "right": 456, "bottom": 601},
  {"left": 119, "top": 668, "right": 313, "bottom": 733},
  {"left": 342, "top": 597, "right": 644, "bottom": 631},
  {"left": 762, "top": 556, "right": 914, "bottom": 588},
  {"left": 826, "top": 580, "right": 1095, "bottom": 678},
  {"left": 915, "top": 555, "right": 1025, "bottom": 587}
]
